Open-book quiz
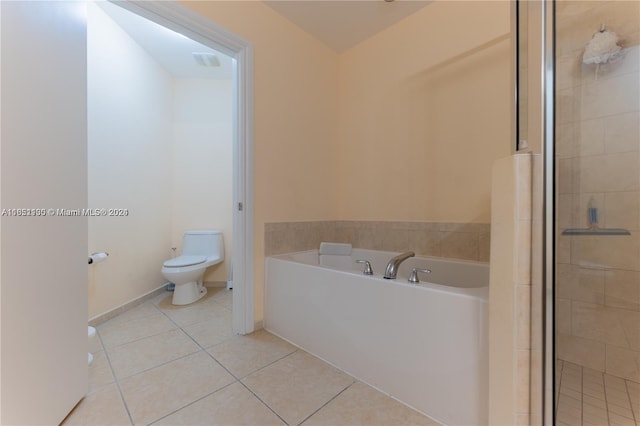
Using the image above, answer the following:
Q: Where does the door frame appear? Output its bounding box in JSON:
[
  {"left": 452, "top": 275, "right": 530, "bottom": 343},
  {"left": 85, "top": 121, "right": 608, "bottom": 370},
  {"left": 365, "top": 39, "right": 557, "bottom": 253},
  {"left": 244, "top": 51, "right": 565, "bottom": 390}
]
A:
[{"left": 116, "top": 0, "right": 255, "bottom": 334}]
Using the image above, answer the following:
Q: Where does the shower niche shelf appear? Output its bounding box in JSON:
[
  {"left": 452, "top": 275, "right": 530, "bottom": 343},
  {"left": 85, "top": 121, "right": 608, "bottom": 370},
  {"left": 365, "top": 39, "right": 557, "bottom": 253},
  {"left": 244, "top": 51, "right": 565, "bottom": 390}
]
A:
[
  {"left": 562, "top": 205, "right": 631, "bottom": 236},
  {"left": 562, "top": 226, "right": 630, "bottom": 236}
]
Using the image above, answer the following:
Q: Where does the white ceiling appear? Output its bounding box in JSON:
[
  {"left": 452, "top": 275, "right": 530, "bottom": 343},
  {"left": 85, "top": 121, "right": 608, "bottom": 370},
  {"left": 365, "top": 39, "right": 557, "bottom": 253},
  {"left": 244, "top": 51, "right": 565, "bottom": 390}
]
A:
[
  {"left": 98, "top": 2, "right": 233, "bottom": 79},
  {"left": 264, "top": 0, "right": 432, "bottom": 53},
  {"left": 97, "top": 0, "right": 431, "bottom": 77}
]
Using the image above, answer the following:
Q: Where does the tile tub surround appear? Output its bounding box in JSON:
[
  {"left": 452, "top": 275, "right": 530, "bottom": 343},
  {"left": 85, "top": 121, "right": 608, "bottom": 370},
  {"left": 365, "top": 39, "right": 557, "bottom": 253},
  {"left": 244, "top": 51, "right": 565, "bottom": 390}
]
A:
[
  {"left": 65, "top": 287, "right": 437, "bottom": 425},
  {"left": 555, "top": 0, "right": 640, "bottom": 383},
  {"left": 264, "top": 220, "right": 490, "bottom": 262}
]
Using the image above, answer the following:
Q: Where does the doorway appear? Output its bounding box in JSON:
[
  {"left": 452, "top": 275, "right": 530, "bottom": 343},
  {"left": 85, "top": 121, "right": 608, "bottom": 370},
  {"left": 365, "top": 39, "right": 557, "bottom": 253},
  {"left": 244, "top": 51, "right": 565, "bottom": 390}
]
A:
[{"left": 106, "top": 1, "right": 255, "bottom": 335}]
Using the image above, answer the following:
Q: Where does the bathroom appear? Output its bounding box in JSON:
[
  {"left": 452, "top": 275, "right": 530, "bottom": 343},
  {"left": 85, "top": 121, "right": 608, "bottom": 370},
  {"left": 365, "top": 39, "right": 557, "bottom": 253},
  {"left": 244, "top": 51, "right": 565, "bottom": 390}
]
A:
[
  {"left": 1, "top": 0, "right": 639, "bottom": 425},
  {"left": 86, "top": 2, "right": 235, "bottom": 319}
]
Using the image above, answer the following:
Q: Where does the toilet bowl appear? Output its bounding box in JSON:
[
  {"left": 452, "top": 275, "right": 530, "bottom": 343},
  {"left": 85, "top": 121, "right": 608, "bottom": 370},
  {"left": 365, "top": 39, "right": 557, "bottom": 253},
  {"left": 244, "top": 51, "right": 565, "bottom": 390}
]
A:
[{"left": 161, "top": 230, "right": 224, "bottom": 305}]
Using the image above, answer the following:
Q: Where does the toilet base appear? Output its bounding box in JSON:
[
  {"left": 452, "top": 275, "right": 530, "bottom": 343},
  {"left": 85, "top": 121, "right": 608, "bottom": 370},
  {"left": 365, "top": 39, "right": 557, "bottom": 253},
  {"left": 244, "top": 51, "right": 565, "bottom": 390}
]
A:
[{"left": 172, "top": 280, "right": 207, "bottom": 305}]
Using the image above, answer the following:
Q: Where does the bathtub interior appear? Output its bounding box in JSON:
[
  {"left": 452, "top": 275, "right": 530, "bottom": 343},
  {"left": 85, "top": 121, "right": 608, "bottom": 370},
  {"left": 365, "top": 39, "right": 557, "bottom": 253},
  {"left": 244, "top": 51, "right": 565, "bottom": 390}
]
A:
[{"left": 274, "top": 247, "right": 489, "bottom": 289}]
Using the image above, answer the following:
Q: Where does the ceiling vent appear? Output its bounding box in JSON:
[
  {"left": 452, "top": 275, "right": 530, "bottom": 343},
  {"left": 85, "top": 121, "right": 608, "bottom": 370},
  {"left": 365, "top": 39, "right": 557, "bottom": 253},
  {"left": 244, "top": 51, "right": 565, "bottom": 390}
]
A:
[{"left": 192, "top": 52, "right": 221, "bottom": 67}]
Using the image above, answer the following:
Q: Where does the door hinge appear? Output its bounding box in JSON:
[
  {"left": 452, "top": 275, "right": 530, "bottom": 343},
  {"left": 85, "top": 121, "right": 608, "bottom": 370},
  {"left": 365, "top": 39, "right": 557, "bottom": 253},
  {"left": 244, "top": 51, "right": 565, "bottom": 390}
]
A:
[{"left": 238, "top": 202, "right": 243, "bottom": 211}]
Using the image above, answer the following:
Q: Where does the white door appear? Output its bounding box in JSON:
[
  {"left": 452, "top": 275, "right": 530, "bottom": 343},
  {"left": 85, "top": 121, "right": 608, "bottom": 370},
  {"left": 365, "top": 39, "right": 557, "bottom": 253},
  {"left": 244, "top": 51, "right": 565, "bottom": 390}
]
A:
[{"left": 1, "top": 2, "right": 88, "bottom": 424}]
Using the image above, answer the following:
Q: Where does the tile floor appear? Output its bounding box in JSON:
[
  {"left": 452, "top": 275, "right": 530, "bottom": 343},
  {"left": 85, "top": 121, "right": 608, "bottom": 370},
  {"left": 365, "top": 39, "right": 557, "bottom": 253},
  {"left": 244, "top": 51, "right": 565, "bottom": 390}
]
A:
[
  {"left": 556, "top": 359, "right": 640, "bottom": 426},
  {"left": 63, "top": 288, "right": 437, "bottom": 426}
]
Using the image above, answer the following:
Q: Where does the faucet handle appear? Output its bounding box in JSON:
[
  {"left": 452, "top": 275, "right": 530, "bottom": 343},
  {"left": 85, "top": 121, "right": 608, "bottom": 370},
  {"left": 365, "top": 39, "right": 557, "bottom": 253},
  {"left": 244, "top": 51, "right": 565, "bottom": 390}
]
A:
[
  {"left": 356, "top": 260, "right": 374, "bottom": 275},
  {"left": 408, "top": 267, "right": 431, "bottom": 283}
]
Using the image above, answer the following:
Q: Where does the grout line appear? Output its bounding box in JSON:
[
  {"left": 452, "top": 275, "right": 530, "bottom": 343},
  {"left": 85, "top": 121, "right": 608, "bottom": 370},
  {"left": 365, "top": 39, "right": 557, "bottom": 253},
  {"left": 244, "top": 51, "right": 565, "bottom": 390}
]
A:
[
  {"left": 579, "top": 365, "right": 583, "bottom": 426},
  {"left": 556, "top": 360, "right": 564, "bottom": 420},
  {"left": 236, "top": 380, "right": 289, "bottom": 425},
  {"left": 603, "top": 371, "right": 611, "bottom": 426},
  {"left": 297, "top": 380, "right": 356, "bottom": 426},
  {"left": 98, "top": 304, "right": 177, "bottom": 350},
  {"left": 148, "top": 381, "right": 239, "bottom": 425},
  {"left": 205, "top": 343, "right": 299, "bottom": 383},
  {"left": 111, "top": 345, "right": 204, "bottom": 382},
  {"left": 96, "top": 329, "right": 135, "bottom": 426},
  {"left": 101, "top": 326, "right": 180, "bottom": 354},
  {"left": 235, "top": 348, "right": 300, "bottom": 381},
  {"left": 624, "top": 379, "right": 637, "bottom": 423},
  {"left": 175, "top": 322, "right": 297, "bottom": 425}
]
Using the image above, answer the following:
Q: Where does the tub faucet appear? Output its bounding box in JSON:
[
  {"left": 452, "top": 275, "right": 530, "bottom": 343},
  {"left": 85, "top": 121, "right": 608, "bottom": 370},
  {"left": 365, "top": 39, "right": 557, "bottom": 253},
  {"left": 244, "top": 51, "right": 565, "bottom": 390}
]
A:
[{"left": 383, "top": 251, "right": 415, "bottom": 279}]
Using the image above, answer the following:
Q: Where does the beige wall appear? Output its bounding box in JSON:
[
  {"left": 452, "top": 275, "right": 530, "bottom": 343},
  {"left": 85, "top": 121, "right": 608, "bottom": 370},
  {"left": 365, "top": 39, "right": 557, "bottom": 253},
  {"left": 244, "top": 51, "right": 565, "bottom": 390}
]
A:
[
  {"left": 337, "top": 1, "right": 512, "bottom": 223},
  {"left": 181, "top": 1, "right": 341, "bottom": 321},
  {"left": 555, "top": 0, "right": 640, "bottom": 382},
  {"left": 171, "top": 79, "right": 233, "bottom": 283},
  {"left": 182, "top": 1, "right": 512, "bottom": 323},
  {"left": 88, "top": 3, "right": 173, "bottom": 318}
]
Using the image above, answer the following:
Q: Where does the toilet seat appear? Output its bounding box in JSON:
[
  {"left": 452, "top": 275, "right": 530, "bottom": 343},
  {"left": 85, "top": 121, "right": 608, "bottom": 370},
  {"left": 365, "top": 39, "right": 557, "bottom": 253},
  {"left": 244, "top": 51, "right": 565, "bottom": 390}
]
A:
[{"left": 163, "top": 255, "right": 206, "bottom": 268}]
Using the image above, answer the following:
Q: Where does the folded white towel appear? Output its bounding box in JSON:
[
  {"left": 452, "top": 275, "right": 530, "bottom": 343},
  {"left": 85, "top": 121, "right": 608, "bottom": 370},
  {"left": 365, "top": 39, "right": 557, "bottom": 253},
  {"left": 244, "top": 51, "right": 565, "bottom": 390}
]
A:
[{"left": 319, "top": 242, "right": 352, "bottom": 256}]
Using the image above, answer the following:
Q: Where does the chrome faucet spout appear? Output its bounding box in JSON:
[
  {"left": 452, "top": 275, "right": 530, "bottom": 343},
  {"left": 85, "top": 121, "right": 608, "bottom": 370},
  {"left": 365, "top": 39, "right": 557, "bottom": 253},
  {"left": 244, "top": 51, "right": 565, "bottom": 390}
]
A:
[{"left": 383, "top": 251, "right": 415, "bottom": 279}]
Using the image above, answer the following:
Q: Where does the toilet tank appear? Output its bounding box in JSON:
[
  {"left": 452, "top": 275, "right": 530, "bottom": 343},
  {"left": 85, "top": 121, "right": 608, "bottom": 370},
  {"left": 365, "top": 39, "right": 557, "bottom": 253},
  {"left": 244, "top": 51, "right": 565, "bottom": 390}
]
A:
[{"left": 182, "top": 230, "right": 224, "bottom": 259}]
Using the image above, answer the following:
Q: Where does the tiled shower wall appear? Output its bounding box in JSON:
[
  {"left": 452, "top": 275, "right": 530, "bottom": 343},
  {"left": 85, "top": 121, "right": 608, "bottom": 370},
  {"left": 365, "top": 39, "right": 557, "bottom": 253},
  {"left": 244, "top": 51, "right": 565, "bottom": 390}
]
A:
[
  {"left": 264, "top": 221, "right": 490, "bottom": 262},
  {"left": 556, "top": 0, "right": 640, "bottom": 383}
]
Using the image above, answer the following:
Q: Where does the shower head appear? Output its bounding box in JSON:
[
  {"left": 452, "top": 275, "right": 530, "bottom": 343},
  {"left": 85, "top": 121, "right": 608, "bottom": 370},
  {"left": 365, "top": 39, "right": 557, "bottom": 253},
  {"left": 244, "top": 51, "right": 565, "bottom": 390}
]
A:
[{"left": 583, "top": 25, "right": 622, "bottom": 65}]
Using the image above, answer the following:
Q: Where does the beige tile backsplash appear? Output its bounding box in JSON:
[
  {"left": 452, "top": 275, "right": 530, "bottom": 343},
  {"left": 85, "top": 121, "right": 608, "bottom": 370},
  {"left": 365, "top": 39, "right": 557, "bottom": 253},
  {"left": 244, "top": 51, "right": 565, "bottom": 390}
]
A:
[
  {"left": 555, "top": 0, "right": 640, "bottom": 384},
  {"left": 264, "top": 220, "right": 490, "bottom": 262}
]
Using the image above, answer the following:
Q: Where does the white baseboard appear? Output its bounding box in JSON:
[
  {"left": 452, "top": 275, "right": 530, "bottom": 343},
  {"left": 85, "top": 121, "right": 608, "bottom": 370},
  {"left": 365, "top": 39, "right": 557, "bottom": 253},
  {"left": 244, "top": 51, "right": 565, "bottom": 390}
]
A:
[
  {"left": 88, "top": 283, "right": 168, "bottom": 326},
  {"left": 204, "top": 281, "right": 227, "bottom": 288}
]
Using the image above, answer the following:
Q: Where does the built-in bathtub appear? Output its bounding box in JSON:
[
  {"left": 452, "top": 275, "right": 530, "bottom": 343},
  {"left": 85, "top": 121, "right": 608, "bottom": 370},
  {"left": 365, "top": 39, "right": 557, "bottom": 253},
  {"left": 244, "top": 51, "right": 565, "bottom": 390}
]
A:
[{"left": 265, "top": 248, "right": 489, "bottom": 426}]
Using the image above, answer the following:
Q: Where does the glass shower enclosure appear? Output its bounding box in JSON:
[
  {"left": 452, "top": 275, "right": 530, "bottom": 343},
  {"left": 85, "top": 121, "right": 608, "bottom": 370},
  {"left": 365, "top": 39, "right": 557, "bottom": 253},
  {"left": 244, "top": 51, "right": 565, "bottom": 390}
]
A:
[{"left": 535, "top": 1, "right": 640, "bottom": 424}]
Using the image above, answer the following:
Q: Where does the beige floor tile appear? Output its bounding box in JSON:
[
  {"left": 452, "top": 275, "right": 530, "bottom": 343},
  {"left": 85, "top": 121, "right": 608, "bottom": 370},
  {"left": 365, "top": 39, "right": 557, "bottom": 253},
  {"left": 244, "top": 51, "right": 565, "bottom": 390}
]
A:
[
  {"left": 103, "top": 301, "right": 162, "bottom": 326},
  {"left": 302, "top": 381, "right": 436, "bottom": 426},
  {"left": 120, "top": 351, "right": 235, "bottom": 425},
  {"left": 107, "top": 329, "right": 201, "bottom": 379},
  {"left": 242, "top": 350, "right": 354, "bottom": 426},
  {"left": 88, "top": 350, "right": 115, "bottom": 393},
  {"left": 207, "top": 330, "right": 296, "bottom": 378},
  {"left": 98, "top": 311, "right": 177, "bottom": 348},
  {"left": 209, "top": 288, "right": 233, "bottom": 309},
  {"left": 582, "top": 402, "right": 608, "bottom": 423},
  {"left": 583, "top": 421, "right": 607, "bottom": 426},
  {"left": 556, "top": 407, "right": 581, "bottom": 426},
  {"left": 182, "top": 309, "right": 235, "bottom": 348},
  {"left": 149, "top": 291, "right": 173, "bottom": 305},
  {"left": 608, "top": 402, "right": 635, "bottom": 419},
  {"left": 556, "top": 360, "right": 640, "bottom": 425},
  {"left": 153, "top": 382, "right": 284, "bottom": 426},
  {"left": 561, "top": 378, "right": 582, "bottom": 393},
  {"left": 62, "top": 383, "right": 131, "bottom": 425},
  {"left": 606, "top": 374, "right": 629, "bottom": 391},
  {"left": 609, "top": 412, "right": 637, "bottom": 426},
  {"left": 583, "top": 385, "right": 606, "bottom": 400},
  {"left": 560, "top": 386, "right": 583, "bottom": 401},
  {"left": 608, "top": 391, "right": 632, "bottom": 409},
  {"left": 559, "top": 393, "right": 582, "bottom": 410},
  {"left": 583, "top": 394, "right": 607, "bottom": 409},
  {"left": 156, "top": 290, "right": 227, "bottom": 327}
]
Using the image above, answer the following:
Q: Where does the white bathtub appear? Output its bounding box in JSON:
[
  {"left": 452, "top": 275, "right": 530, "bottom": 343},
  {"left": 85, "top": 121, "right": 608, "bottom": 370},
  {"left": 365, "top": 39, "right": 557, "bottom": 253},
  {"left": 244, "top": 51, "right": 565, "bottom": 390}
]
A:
[{"left": 265, "top": 249, "right": 489, "bottom": 426}]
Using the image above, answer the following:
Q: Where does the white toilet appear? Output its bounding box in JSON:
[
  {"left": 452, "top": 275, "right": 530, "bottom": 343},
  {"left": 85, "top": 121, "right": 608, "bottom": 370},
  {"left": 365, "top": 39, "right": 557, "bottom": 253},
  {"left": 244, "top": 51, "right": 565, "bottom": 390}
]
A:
[{"left": 161, "top": 230, "right": 224, "bottom": 305}]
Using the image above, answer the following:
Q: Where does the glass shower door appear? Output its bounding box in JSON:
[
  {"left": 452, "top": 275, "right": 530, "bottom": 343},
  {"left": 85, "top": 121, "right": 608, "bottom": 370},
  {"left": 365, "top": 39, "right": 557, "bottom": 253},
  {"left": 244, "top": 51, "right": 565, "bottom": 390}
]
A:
[{"left": 554, "top": 1, "right": 640, "bottom": 424}]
